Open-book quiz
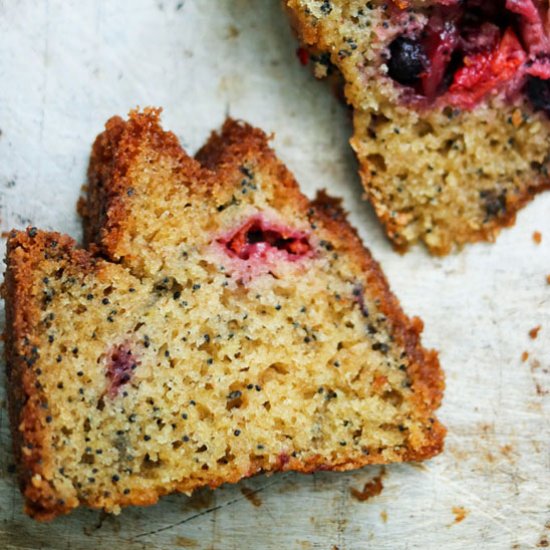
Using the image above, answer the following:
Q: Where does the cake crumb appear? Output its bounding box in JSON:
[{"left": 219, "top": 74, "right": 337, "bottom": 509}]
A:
[
  {"left": 350, "top": 467, "right": 385, "bottom": 501},
  {"left": 521, "top": 351, "right": 529, "bottom": 362},
  {"left": 500, "top": 444, "right": 514, "bottom": 459},
  {"left": 529, "top": 326, "right": 541, "bottom": 339},
  {"left": 451, "top": 506, "right": 468, "bottom": 524},
  {"left": 533, "top": 231, "right": 542, "bottom": 244},
  {"left": 546, "top": 275, "right": 550, "bottom": 285},
  {"left": 225, "top": 25, "right": 239, "bottom": 40},
  {"left": 380, "top": 510, "right": 388, "bottom": 522}
]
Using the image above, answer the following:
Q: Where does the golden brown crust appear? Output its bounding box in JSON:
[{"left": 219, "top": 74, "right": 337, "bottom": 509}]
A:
[
  {"left": 196, "top": 118, "right": 312, "bottom": 215},
  {"left": 4, "top": 229, "right": 96, "bottom": 519},
  {"left": 310, "top": 191, "right": 445, "bottom": 457},
  {"left": 195, "top": 119, "right": 276, "bottom": 170},
  {"left": 84, "top": 107, "right": 201, "bottom": 257}
]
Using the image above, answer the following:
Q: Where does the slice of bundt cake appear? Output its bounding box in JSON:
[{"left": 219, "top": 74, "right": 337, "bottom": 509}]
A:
[
  {"left": 4, "top": 109, "right": 444, "bottom": 520},
  {"left": 285, "top": 0, "right": 550, "bottom": 254}
]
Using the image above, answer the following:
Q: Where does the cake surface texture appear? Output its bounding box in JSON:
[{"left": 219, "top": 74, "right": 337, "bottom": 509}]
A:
[
  {"left": 4, "top": 109, "right": 444, "bottom": 520},
  {"left": 285, "top": 0, "right": 550, "bottom": 254}
]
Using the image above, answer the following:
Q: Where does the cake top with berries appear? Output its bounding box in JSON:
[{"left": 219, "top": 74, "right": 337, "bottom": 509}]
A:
[
  {"left": 4, "top": 109, "right": 444, "bottom": 520},
  {"left": 286, "top": 0, "right": 550, "bottom": 254}
]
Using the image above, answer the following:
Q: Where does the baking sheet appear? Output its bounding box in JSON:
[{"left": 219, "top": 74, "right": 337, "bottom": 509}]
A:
[{"left": 0, "top": 1, "right": 549, "bottom": 548}]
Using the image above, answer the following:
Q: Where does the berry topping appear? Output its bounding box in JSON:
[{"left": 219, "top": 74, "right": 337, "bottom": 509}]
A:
[
  {"left": 387, "top": 0, "right": 550, "bottom": 110},
  {"left": 387, "top": 37, "right": 429, "bottom": 86},
  {"left": 419, "top": 12, "right": 460, "bottom": 99},
  {"left": 506, "top": 0, "right": 550, "bottom": 57},
  {"left": 448, "top": 28, "right": 526, "bottom": 109}
]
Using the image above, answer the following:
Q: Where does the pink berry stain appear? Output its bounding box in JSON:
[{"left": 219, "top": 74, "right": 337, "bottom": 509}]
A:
[
  {"left": 215, "top": 214, "right": 313, "bottom": 279},
  {"left": 105, "top": 343, "right": 138, "bottom": 398}
]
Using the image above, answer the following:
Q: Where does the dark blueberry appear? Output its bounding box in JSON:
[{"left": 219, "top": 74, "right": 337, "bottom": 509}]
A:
[
  {"left": 387, "top": 37, "right": 428, "bottom": 86},
  {"left": 525, "top": 76, "right": 550, "bottom": 115},
  {"left": 480, "top": 189, "right": 506, "bottom": 219}
]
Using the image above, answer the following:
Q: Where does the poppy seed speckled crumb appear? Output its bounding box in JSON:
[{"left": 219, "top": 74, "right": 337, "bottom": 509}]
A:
[{"left": 4, "top": 109, "right": 444, "bottom": 521}]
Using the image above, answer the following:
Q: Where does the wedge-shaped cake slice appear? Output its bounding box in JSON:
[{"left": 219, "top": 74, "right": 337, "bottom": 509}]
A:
[
  {"left": 285, "top": 0, "right": 550, "bottom": 254},
  {"left": 4, "top": 110, "right": 444, "bottom": 520}
]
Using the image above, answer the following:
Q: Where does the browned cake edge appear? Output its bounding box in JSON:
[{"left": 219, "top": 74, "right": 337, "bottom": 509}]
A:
[
  {"left": 81, "top": 107, "right": 202, "bottom": 256},
  {"left": 4, "top": 111, "right": 445, "bottom": 520},
  {"left": 283, "top": 1, "right": 550, "bottom": 255},
  {"left": 364, "top": 172, "right": 550, "bottom": 256},
  {"left": 3, "top": 230, "right": 98, "bottom": 519}
]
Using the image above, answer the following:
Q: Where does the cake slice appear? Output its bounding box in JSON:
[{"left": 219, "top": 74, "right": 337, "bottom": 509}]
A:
[
  {"left": 285, "top": 0, "right": 550, "bottom": 254},
  {"left": 4, "top": 109, "right": 444, "bottom": 520}
]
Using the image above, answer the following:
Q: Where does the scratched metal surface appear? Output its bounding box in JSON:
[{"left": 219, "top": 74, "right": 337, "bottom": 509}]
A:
[{"left": 0, "top": 1, "right": 549, "bottom": 548}]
